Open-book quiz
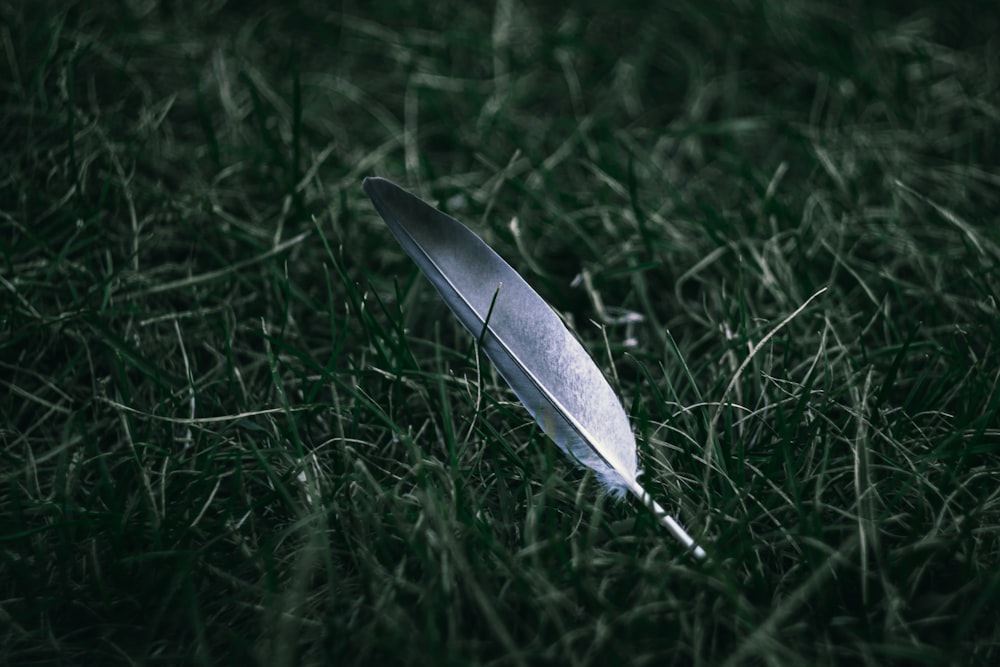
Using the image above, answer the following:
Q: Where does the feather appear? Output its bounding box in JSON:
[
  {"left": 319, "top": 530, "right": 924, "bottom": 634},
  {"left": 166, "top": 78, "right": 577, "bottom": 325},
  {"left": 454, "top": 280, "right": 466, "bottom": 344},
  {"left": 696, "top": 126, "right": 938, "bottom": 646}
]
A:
[{"left": 363, "top": 176, "right": 706, "bottom": 559}]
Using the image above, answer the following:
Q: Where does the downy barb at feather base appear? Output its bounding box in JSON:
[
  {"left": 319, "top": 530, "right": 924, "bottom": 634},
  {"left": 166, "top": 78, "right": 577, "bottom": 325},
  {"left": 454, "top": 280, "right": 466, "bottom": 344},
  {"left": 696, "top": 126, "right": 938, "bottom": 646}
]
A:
[{"left": 363, "top": 176, "right": 706, "bottom": 559}]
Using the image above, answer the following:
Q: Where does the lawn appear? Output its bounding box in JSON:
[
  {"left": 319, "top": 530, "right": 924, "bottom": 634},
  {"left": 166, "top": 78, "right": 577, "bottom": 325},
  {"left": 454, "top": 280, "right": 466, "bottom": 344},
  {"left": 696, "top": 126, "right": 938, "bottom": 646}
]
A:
[{"left": 2, "top": 1, "right": 999, "bottom": 664}]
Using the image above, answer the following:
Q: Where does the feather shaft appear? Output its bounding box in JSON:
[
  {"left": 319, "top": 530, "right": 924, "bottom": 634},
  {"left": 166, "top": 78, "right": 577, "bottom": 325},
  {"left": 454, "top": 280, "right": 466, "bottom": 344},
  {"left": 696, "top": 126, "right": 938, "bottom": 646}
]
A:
[{"left": 363, "top": 176, "right": 705, "bottom": 559}]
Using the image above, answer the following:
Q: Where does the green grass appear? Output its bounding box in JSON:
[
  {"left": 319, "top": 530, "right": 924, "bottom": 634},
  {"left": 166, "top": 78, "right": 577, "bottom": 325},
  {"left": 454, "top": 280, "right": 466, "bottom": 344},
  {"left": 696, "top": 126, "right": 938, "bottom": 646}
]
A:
[{"left": 2, "top": 0, "right": 999, "bottom": 664}]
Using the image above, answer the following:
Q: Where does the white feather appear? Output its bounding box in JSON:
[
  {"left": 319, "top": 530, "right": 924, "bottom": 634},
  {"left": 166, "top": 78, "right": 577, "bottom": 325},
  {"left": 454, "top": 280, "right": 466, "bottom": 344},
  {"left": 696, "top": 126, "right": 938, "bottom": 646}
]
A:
[{"left": 363, "top": 176, "right": 705, "bottom": 559}]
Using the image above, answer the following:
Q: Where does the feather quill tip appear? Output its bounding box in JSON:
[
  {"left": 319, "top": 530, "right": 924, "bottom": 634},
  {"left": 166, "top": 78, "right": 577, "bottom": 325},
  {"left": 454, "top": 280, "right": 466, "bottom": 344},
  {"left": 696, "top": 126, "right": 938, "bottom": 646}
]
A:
[
  {"left": 661, "top": 516, "right": 707, "bottom": 560},
  {"left": 642, "top": 490, "right": 708, "bottom": 560}
]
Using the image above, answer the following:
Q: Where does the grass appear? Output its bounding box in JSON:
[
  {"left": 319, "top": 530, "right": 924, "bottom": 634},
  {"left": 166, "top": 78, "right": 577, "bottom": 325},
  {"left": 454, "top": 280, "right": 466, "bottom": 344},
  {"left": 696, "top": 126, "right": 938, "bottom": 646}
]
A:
[{"left": 2, "top": 0, "right": 999, "bottom": 664}]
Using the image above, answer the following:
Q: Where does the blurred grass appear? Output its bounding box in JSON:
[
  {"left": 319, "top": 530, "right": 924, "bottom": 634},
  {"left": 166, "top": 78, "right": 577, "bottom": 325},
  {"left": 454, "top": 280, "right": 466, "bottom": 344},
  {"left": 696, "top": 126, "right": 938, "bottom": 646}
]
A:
[{"left": 2, "top": 0, "right": 999, "bottom": 664}]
